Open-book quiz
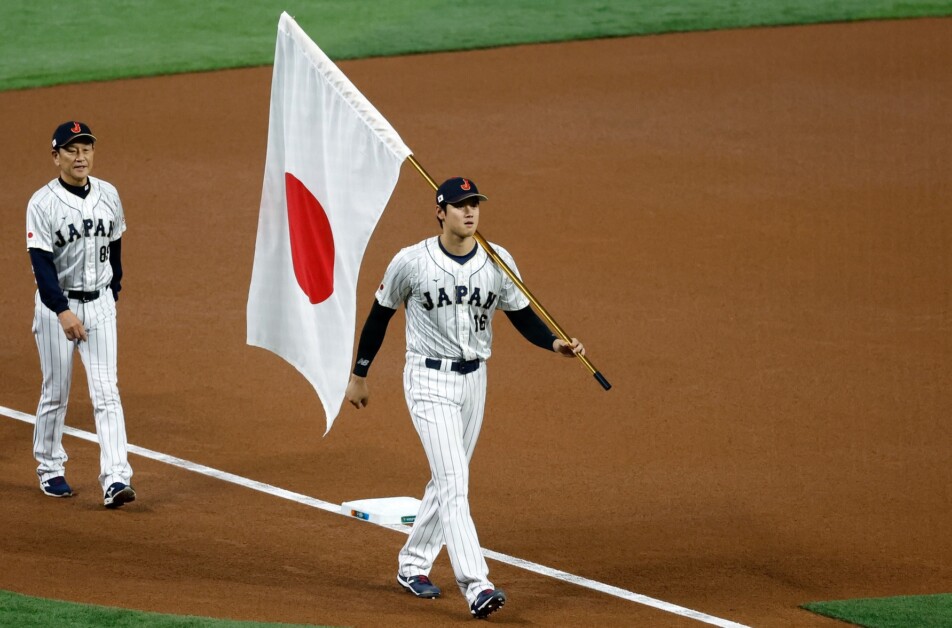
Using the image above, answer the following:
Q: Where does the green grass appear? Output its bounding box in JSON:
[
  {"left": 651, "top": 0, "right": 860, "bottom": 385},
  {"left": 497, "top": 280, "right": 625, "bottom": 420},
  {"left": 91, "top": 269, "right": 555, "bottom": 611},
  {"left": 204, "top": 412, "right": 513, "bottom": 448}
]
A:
[
  {"left": 802, "top": 593, "right": 952, "bottom": 628},
  {"left": 0, "top": 589, "right": 329, "bottom": 628},
  {"left": 2, "top": 0, "right": 952, "bottom": 91}
]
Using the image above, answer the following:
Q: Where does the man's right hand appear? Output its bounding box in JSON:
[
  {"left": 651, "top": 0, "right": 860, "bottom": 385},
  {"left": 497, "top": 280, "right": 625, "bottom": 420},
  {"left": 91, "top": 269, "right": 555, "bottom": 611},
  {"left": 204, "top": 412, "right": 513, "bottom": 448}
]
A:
[
  {"left": 345, "top": 374, "right": 370, "bottom": 409},
  {"left": 58, "top": 310, "right": 88, "bottom": 342}
]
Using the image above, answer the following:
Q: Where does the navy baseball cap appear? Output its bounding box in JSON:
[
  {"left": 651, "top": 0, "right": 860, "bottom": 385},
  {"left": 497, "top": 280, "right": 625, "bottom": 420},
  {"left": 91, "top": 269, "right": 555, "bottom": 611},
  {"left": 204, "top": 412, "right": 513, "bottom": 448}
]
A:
[
  {"left": 436, "top": 177, "right": 488, "bottom": 205},
  {"left": 52, "top": 121, "right": 97, "bottom": 149}
]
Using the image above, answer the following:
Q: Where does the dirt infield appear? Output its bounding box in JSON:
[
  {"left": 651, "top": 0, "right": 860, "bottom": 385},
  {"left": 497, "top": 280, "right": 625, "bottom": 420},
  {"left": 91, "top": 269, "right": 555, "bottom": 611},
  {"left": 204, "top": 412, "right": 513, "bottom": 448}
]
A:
[{"left": 1, "top": 17, "right": 950, "bottom": 627}]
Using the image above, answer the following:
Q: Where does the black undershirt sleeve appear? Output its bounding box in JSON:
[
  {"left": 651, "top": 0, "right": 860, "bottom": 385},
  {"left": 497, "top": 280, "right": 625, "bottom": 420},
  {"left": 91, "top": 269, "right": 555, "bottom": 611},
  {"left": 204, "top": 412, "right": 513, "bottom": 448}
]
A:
[
  {"left": 109, "top": 238, "right": 123, "bottom": 301},
  {"left": 505, "top": 305, "right": 558, "bottom": 351},
  {"left": 29, "top": 248, "right": 69, "bottom": 314},
  {"left": 352, "top": 300, "right": 398, "bottom": 377}
]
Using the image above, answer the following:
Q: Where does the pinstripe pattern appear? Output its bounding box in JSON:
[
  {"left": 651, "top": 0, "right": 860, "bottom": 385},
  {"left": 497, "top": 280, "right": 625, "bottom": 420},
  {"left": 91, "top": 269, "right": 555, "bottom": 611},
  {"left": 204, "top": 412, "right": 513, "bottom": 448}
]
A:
[
  {"left": 377, "top": 237, "right": 529, "bottom": 360},
  {"left": 27, "top": 176, "right": 132, "bottom": 494},
  {"left": 26, "top": 177, "right": 126, "bottom": 290},
  {"left": 379, "top": 236, "right": 529, "bottom": 604},
  {"left": 399, "top": 355, "right": 489, "bottom": 601}
]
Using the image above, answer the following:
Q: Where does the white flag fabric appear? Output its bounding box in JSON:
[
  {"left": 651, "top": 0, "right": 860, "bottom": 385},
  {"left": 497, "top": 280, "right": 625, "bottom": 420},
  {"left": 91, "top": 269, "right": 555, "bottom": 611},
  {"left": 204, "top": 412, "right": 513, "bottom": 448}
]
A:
[{"left": 247, "top": 12, "right": 411, "bottom": 433}]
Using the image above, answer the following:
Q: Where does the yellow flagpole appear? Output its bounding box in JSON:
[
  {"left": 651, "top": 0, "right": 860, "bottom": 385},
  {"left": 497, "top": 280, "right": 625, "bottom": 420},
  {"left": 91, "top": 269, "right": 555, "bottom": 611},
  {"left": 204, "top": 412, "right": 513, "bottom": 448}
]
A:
[{"left": 406, "top": 155, "right": 611, "bottom": 391}]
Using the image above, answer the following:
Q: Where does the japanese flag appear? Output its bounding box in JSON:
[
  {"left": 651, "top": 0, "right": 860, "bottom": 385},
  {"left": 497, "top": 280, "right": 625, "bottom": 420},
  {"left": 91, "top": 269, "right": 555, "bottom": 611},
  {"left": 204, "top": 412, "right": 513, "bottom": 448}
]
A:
[{"left": 247, "top": 12, "right": 411, "bottom": 433}]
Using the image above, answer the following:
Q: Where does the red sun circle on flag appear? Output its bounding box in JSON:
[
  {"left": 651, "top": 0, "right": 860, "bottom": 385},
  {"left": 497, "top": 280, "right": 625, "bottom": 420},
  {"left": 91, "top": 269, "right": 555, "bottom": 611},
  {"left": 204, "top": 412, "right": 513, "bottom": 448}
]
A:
[{"left": 285, "top": 172, "right": 335, "bottom": 304}]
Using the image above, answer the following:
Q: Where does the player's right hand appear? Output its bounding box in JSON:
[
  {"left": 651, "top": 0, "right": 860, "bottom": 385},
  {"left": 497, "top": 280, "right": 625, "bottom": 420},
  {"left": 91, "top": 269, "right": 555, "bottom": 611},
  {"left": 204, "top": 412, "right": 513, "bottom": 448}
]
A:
[
  {"left": 58, "top": 310, "right": 88, "bottom": 342},
  {"left": 345, "top": 374, "right": 370, "bottom": 409}
]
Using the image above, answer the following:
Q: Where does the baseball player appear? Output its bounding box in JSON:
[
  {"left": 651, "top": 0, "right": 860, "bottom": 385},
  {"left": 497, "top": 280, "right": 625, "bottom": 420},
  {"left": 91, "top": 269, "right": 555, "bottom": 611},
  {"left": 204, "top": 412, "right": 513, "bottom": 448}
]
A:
[
  {"left": 345, "top": 177, "right": 584, "bottom": 620},
  {"left": 25, "top": 121, "right": 136, "bottom": 509}
]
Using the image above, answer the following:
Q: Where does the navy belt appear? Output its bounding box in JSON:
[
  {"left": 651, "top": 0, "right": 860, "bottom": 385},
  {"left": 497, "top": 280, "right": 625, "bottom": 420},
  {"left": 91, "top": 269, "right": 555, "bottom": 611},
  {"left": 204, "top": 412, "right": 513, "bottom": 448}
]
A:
[
  {"left": 66, "top": 290, "right": 100, "bottom": 303},
  {"left": 425, "top": 358, "right": 481, "bottom": 374}
]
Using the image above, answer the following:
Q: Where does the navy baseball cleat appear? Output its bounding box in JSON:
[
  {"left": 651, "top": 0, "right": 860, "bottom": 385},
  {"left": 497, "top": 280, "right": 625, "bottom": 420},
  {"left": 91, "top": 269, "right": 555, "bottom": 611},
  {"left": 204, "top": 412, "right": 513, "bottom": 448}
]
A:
[
  {"left": 470, "top": 588, "right": 506, "bottom": 619},
  {"left": 397, "top": 573, "right": 442, "bottom": 598},
  {"left": 40, "top": 476, "right": 74, "bottom": 498},
  {"left": 103, "top": 482, "right": 136, "bottom": 509}
]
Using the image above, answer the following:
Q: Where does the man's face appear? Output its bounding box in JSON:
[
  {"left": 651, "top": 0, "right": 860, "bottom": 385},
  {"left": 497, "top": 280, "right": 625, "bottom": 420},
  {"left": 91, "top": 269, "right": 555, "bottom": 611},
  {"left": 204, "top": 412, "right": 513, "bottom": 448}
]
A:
[
  {"left": 53, "top": 141, "right": 94, "bottom": 186},
  {"left": 439, "top": 197, "right": 480, "bottom": 238}
]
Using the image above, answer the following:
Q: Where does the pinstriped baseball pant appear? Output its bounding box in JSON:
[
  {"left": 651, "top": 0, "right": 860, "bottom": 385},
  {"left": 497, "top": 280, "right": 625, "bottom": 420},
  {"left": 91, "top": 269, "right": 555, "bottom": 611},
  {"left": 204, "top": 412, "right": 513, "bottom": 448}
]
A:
[
  {"left": 32, "top": 291, "right": 133, "bottom": 492},
  {"left": 398, "top": 354, "right": 493, "bottom": 603}
]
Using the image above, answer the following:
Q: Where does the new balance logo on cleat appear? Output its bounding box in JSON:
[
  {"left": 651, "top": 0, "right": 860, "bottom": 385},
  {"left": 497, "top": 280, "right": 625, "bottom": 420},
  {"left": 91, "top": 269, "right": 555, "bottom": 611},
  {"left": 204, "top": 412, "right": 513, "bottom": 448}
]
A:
[
  {"left": 470, "top": 589, "right": 506, "bottom": 619},
  {"left": 40, "top": 476, "right": 74, "bottom": 498},
  {"left": 397, "top": 573, "right": 442, "bottom": 599},
  {"left": 103, "top": 482, "right": 136, "bottom": 509}
]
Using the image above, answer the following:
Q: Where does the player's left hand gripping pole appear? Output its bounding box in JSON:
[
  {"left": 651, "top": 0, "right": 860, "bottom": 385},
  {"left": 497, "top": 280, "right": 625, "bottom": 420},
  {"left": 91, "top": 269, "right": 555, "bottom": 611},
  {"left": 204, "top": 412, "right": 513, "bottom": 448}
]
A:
[{"left": 406, "top": 155, "right": 612, "bottom": 391}]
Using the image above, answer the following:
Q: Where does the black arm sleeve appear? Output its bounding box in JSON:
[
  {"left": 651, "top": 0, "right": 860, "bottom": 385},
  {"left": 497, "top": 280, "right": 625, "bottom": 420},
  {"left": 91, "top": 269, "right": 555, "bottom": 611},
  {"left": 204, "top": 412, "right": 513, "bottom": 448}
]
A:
[
  {"left": 109, "top": 238, "right": 123, "bottom": 301},
  {"left": 505, "top": 305, "right": 558, "bottom": 351},
  {"left": 352, "top": 300, "right": 398, "bottom": 376},
  {"left": 28, "top": 248, "right": 69, "bottom": 314}
]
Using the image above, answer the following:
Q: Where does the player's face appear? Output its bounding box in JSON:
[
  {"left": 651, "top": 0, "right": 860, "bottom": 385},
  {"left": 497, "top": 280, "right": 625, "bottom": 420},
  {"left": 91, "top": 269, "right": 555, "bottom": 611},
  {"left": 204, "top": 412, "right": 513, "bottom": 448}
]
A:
[
  {"left": 53, "top": 141, "right": 95, "bottom": 186},
  {"left": 440, "top": 198, "right": 480, "bottom": 239}
]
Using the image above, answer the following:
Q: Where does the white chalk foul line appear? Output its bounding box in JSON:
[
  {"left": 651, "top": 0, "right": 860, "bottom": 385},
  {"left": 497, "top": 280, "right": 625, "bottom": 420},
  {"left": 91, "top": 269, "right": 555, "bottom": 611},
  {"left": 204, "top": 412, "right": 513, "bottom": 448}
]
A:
[{"left": 1, "top": 404, "right": 747, "bottom": 628}]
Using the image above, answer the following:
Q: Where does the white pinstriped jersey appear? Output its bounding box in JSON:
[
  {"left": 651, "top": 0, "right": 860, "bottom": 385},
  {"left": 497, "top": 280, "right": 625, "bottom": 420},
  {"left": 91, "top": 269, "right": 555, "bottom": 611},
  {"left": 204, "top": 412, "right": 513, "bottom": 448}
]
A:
[
  {"left": 25, "top": 176, "right": 126, "bottom": 292},
  {"left": 376, "top": 236, "right": 530, "bottom": 361}
]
